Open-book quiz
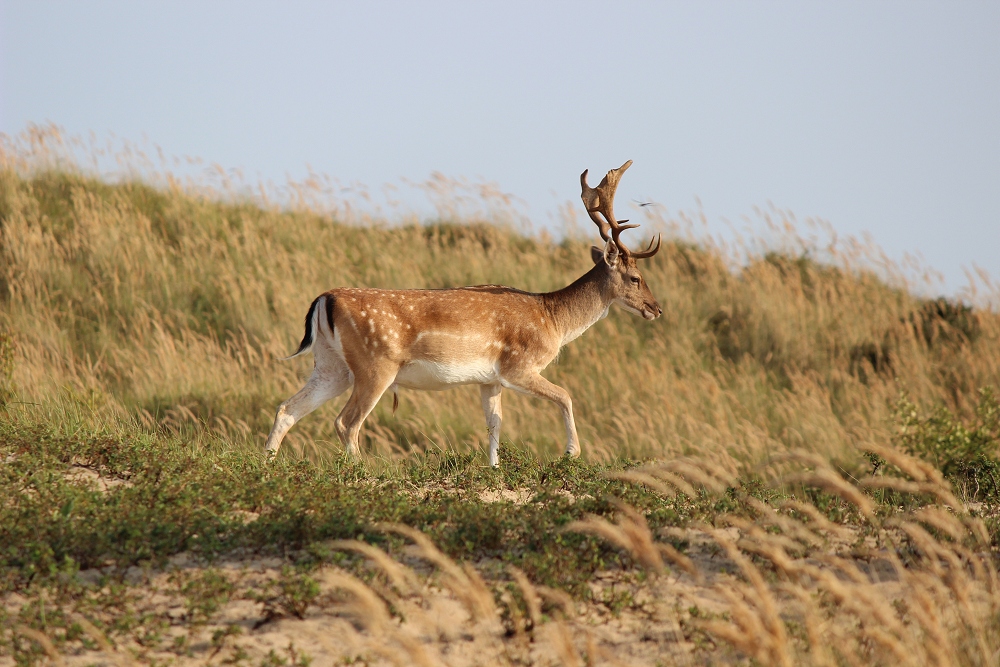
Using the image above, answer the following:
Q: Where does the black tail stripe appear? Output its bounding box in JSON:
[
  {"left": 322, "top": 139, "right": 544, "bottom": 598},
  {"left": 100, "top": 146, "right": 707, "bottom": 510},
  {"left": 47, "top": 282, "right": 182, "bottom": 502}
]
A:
[
  {"left": 292, "top": 297, "right": 320, "bottom": 356},
  {"left": 325, "top": 294, "right": 336, "bottom": 337}
]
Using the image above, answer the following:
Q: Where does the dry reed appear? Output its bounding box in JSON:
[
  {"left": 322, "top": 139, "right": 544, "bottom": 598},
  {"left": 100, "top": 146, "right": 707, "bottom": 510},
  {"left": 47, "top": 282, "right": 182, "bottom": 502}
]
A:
[{"left": 3, "top": 124, "right": 998, "bottom": 466}]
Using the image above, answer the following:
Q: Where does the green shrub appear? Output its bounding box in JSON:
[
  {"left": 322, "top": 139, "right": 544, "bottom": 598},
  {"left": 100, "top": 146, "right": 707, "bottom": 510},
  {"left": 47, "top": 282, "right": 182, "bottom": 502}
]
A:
[{"left": 894, "top": 387, "right": 1000, "bottom": 502}]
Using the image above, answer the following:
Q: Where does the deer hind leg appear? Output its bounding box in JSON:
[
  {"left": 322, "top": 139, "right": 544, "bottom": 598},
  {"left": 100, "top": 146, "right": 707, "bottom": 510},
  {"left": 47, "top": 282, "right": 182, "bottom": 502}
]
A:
[
  {"left": 503, "top": 372, "right": 580, "bottom": 459},
  {"left": 480, "top": 383, "right": 503, "bottom": 468},
  {"left": 335, "top": 365, "right": 398, "bottom": 457},
  {"left": 265, "top": 364, "right": 351, "bottom": 457}
]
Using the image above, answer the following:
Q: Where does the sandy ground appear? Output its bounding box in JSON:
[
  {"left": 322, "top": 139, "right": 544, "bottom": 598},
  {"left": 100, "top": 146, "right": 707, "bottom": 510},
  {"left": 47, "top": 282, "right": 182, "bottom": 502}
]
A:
[{"left": 1, "top": 521, "right": 913, "bottom": 667}]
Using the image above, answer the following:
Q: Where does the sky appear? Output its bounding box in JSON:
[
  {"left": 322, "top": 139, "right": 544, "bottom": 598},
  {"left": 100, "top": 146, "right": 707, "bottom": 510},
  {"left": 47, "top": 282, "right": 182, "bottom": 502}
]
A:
[{"left": 1, "top": 1, "right": 998, "bottom": 295}]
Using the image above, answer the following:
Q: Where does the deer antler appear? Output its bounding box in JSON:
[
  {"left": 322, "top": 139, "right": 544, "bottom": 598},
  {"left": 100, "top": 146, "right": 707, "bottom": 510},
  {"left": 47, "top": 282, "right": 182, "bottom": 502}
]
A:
[
  {"left": 580, "top": 160, "right": 659, "bottom": 259},
  {"left": 630, "top": 235, "right": 661, "bottom": 259}
]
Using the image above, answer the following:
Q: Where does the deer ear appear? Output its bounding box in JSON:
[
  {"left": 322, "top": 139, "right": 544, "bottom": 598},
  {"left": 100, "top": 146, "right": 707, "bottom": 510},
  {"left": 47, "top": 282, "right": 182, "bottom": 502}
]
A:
[
  {"left": 602, "top": 238, "right": 620, "bottom": 268},
  {"left": 591, "top": 245, "right": 604, "bottom": 264}
]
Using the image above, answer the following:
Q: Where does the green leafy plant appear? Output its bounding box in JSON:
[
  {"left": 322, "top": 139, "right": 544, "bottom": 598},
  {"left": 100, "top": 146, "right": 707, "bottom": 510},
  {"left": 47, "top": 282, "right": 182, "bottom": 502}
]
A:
[
  {"left": 247, "top": 568, "right": 321, "bottom": 623},
  {"left": 894, "top": 387, "right": 1000, "bottom": 502},
  {"left": 174, "top": 569, "right": 235, "bottom": 625}
]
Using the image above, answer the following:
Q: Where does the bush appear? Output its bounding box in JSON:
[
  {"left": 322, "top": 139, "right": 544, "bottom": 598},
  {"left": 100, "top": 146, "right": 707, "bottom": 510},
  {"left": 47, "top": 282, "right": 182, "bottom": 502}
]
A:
[{"left": 894, "top": 387, "right": 1000, "bottom": 502}]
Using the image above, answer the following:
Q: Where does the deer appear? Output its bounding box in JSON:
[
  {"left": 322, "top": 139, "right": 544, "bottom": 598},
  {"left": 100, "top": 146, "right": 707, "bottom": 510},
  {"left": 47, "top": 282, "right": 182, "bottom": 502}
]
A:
[{"left": 264, "top": 160, "right": 662, "bottom": 467}]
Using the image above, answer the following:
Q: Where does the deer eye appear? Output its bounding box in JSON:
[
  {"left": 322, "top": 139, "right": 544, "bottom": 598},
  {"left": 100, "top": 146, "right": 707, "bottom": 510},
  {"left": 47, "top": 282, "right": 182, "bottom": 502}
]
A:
[{"left": 630, "top": 276, "right": 641, "bottom": 285}]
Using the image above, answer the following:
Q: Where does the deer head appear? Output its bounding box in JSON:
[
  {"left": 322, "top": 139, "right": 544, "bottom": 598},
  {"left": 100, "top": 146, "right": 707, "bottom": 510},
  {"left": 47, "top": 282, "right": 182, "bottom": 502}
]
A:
[{"left": 581, "top": 160, "right": 662, "bottom": 320}]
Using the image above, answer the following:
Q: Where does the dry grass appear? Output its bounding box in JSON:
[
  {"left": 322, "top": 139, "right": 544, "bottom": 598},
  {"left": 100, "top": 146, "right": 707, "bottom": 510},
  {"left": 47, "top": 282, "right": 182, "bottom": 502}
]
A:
[
  {"left": 3, "top": 124, "right": 1000, "bottom": 665},
  {"left": 2, "top": 124, "right": 998, "bottom": 468},
  {"left": 578, "top": 446, "right": 1000, "bottom": 666}
]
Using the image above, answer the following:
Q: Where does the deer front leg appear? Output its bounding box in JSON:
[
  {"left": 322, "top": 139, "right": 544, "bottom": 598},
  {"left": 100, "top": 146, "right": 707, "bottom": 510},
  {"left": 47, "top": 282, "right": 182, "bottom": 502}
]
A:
[
  {"left": 480, "top": 383, "right": 503, "bottom": 468},
  {"left": 503, "top": 372, "right": 580, "bottom": 459}
]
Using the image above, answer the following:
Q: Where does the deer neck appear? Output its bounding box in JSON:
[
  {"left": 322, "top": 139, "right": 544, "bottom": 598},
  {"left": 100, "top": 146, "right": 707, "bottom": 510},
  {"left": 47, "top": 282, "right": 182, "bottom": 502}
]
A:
[{"left": 544, "top": 264, "right": 614, "bottom": 347}]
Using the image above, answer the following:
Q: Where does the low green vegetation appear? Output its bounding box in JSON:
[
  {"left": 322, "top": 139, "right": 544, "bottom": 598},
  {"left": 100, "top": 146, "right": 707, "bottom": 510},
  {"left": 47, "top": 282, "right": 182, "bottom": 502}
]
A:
[
  {"left": 3, "top": 385, "right": 999, "bottom": 600},
  {"left": 0, "top": 412, "right": 714, "bottom": 597}
]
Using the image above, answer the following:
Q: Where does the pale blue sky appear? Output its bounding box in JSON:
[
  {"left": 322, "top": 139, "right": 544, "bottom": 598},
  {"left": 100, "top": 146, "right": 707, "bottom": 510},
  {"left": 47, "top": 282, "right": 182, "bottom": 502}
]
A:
[{"left": 2, "top": 1, "right": 998, "bottom": 294}]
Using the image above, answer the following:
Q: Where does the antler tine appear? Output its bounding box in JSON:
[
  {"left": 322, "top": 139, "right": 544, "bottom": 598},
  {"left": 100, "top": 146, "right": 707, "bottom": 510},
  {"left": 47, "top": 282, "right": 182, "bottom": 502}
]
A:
[
  {"left": 580, "top": 160, "right": 638, "bottom": 253},
  {"left": 630, "top": 234, "right": 662, "bottom": 259}
]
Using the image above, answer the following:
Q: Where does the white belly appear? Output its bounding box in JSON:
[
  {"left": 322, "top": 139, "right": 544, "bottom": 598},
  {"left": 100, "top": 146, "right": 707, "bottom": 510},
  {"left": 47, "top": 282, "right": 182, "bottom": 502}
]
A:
[{"left": 394, "top": 358, "right": 498, "bottom": 390}]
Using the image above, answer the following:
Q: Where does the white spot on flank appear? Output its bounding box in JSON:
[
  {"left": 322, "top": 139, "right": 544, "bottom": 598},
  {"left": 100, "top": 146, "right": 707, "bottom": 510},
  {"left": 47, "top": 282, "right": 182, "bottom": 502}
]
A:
[
  {"left": 406, "top": 324, "right": 411, "bottom": 329},
  {"left": 360, "top": 311, "right": 366, "bottom": 317}
]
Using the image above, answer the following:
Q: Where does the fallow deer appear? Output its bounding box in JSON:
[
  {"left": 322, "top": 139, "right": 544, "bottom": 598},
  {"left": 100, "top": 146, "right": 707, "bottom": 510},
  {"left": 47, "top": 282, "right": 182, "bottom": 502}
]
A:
[{"left": 264, "top": 160, "right": 662, "bottom": 466}]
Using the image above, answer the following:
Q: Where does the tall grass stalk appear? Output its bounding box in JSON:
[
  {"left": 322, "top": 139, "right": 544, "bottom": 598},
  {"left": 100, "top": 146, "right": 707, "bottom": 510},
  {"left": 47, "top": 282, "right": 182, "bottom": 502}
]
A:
[{"left": 2, "top": 125, "right": 998, "bottom": 467}]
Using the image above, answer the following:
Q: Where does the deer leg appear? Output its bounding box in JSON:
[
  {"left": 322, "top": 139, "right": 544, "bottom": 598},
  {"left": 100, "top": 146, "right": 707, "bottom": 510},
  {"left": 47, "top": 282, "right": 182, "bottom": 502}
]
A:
[
  {"left": 480, "top": 383, "right": 503, "bottom": 468},
  {"left": 335, "top": 367, "right": 397, "bottom": 457},
  {"left": 265, "top": 366, "right": 351, "bottom": 458},
  {"left": 503, "top": 372, "right": 580, "bottom": 458}
]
